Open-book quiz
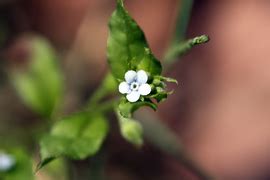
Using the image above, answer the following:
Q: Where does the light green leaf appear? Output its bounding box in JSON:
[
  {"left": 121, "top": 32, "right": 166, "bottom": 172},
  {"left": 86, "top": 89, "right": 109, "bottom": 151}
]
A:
[
  {"left": 107, "top": 0, "right": 162, "bottom": 81},
  {"left": 11, "top": 36, "right": 64, "bottom": 117},
  {"left": 116, "top": 110, "right": 143, "bottom": 147},
  {"left": 157, "top": 76, "right": 178, "bottom": 84},
  {"left": 0, "top": 149, "right": 34, "bottom": 180},
  {"left": 38, "top": 112, "right": 109, "bottom": 170},
  {"left": 102, "top": 73, "right": 118, "bottom": 93}
]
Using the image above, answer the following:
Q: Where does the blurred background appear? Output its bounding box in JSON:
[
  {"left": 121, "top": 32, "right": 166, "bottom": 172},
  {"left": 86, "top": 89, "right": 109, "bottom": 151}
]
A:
[{"left": 1, "top": 0, "right": 270, "bottom": 179}]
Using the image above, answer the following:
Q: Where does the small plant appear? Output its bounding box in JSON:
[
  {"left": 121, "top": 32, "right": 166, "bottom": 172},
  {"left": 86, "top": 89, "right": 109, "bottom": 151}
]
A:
[{"left": 1, "top": 0, "right": 210, "bottom": 179}]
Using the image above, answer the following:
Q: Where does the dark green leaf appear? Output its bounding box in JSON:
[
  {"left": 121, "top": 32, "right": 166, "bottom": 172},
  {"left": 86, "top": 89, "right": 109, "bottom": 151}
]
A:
[
  {"left": 118, "top": 98, "right": 157, "bottom": 118},
  {"left": 150, "top": 91, "right": 169, "bottom": 103},
  {"left": 107, "top": 0, "right": 162, "bottom": 81},
  {"left": 11, "top": 36, "right": 64, "bottom": 117},
  {"left": 150, "top": 75, "right": 177, "bottom": 102},
  {"left": 38, "top": 112, "right": 109, "bottom": 170}
]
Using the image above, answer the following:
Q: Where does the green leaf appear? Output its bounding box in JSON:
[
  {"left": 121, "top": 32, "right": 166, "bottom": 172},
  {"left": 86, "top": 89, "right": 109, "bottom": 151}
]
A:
[
  {"left": 150, "top": 91, "right": 170, "bottom": 103},
  {"left": 102, "top": 73, "right": 118, "bottom": 93},
  {"left": 153, "top": 75, "right": 178, "bottom": 85},
  {"left": 38, "top": 112, "right": 109, "bottom": 170},
  {"left": 11, "top": 36, "right": 64, "bottom": 117},
  {"left": 107, "top": 0, "right": 162, "bottom": 81},
  {"left": 0, "top": 149, "right": 34, "bottom": 180},
  {"left": 159, "top": 76, "right": 178, "bottom": 84},
  {"left": 118, "top": 98, "right": 157, "bottom": 118},
  {"left": 116, "top": 110, "right": 143, "bottom": 147},
  {"left": 150, "top": 76, "right": 177, "bottom": 102},
  {"left": 116, "top": 97, "right": 156, "bottom": 147}
]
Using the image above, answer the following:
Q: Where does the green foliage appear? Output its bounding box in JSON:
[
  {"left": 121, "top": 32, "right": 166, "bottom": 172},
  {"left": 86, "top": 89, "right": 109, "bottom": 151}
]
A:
[
  {"left": 38, "top": 112, "right": 109, "bottom": 170},
  {"left": 150, "top": 76, "right": 177, "bottom": 102},
  {"left": 107, "top": 0, "right": 162, "bottom": 81},
  {"left": 118, "top": 97, "right": 157, "bottom": 118},
  {"left": 11, "top": 36, "right": 64, "bottom": 118},
  {"left": 102, "top": 73, "right": 118, "bottom": 93},
  {"left": 155, "top": 76, "right": 178, "bottom": 84},
  {"left": 116, "top": 98, "right": 157, "bottom": 147},
  {"left": 106, "top": 0, "right": 180, "bottom": 147},
  {"left": 116, "top": 110, "right": 143, "bottom": 147},
  {"left": 164, "top": 35, "right": 210, "bottom": 64},
  {"left": 0, "top": 149, "right": 34, "bottom": 180},
  {"left": 0, "top": 0, "right": 211, "bottom": 178}
]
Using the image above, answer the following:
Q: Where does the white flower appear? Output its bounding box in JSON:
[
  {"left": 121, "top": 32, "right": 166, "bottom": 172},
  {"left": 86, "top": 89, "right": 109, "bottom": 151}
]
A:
[
  {"left": 0, "top": 153, "right": 15, "bottom": 171},
  {"left": 119, "top": 70, "right": 151, "bottom": 102}
]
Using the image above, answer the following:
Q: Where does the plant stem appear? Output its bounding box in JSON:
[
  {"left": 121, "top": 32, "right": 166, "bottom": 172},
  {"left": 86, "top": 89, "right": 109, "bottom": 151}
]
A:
[
  {"left": 84, "top": 1, "right": 211, "bottom": 179},
  {"left": 163, "top": 0, "right": 210, "bottom": 69},
  {"left": 87, "top": 73, "right": 117, "bottom": 109},
  {"left": 88, "top": 150, "right": 106, "bottom": 180},
  {"left": 164, "top": 35, "right": 209, "bottom": 68},
  {"left": 172, "top": 0, "right": 194, "bottom": 44},
  {"left": 87, "top": 85, "right": 109, "bottom": 108},
  {"left": 98, "top": 98, "right": 118, "bottom": 113},
  {"left": 135, "top": 110, "right": 213, "bottom": 180}
]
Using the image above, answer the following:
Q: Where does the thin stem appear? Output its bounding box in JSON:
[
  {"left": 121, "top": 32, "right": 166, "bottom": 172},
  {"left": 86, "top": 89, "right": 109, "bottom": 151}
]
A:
[
  {"left": 97, "top": 98, "right": 118, "bottom": 113},
  {"left": 87, "top": 73, "right": 117, "bottom": 108},
  {"left": 163, "top": 0, "right": 210, "bottom": 69},
  {"left": 87, "top": 150, "right": 106, "bottom": 180},
  {"left": 87, "top": 85, "right": 109, "bottom": 108},
  {"left": 164, "top": 35, "right": 209, "bottom": 68},
  {"left": 172, "top": 0, "right": 194, "bottom": 44},
  {"left": 135, "top": 110, "right": 213, "bottom": 180}
]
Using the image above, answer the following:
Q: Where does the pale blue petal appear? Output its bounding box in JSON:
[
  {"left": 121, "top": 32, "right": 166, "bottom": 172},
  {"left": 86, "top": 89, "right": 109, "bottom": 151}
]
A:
[
  {"left": 136, "top": 70, "right": 148, "bottom": 84},
  {"left": 126, "top": 91, "right": 140, "bottom": 102},
  {"left": 125, "top": 70, "right": 137, "bottom": 83},
  {"left": 119, "top": 82, "right": 130, "bottom": 94},
  {"left": 138, "top": 83, "right": 151, "bottom": 95}
]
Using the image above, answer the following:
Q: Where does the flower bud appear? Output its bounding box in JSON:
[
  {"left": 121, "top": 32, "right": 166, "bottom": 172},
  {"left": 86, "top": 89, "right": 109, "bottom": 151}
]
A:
[{"left": 120, "top": 119, "right": 143, "bottom": 147}]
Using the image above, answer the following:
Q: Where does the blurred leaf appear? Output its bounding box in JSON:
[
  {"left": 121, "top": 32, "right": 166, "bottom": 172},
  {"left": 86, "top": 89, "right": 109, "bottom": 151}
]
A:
[
  {"left": 0, "top": 149, "right": 34, "bottom": 180},
  {"left": 11, "top": 36, "right": 64, "bottom": 117},
  {"left": 116, "top": 110, "right": 143, "bottom": 147},
  {"left": 38, "top": 112, "right": 109, "bottom": 170},
  {"left": 102, "top": 73, "right": 118, "bottom": 93},
  {"left": 87, "top": 73, "right": 118, "bottom": 108},
  {"left": 42, "top": 158, "right": 67, "bottom": 180},
  {"left": 107, "top": 0, "right": 162, "bottom": 81}
]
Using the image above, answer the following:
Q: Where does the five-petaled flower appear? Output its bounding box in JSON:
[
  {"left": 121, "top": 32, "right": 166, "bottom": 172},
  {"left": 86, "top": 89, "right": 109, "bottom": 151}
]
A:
[{"left": 118, "top": 70, "right": 151, "bottom": 102}]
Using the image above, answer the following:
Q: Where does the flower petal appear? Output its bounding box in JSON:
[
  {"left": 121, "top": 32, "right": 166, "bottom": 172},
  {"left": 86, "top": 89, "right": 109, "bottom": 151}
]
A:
[
  {"left": 126, "top": 91, "right": 140, "bottom": 102},
  {"left": 136, "top": 70, "right": 148, "bottom": 84},
  {"left": 119, "top": 82, "right": 130, "bottom": 94},
  {"left": 138, "top": 83, "right": 151, "bottom": 95},
  {"left": 0, "top": 153, "right": 15, "bottom": 171},
  {"left": 125, "top": 70, "right": 137, "bottom": 83}
]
